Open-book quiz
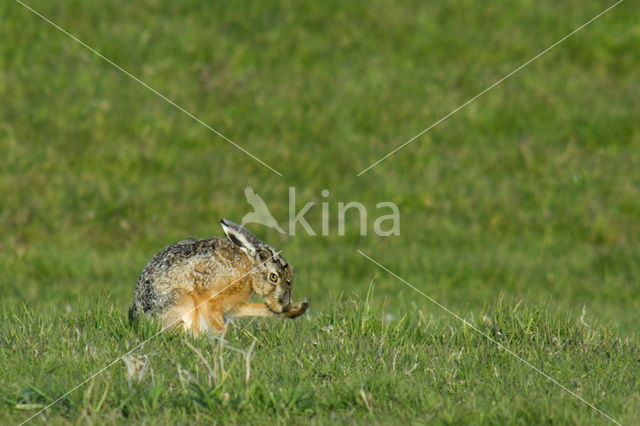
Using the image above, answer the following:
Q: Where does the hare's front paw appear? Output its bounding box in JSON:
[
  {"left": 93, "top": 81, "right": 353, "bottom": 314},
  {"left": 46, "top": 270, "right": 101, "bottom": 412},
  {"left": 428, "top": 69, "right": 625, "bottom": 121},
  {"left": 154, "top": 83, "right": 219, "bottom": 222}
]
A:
[{"left": 282, "top": 299, "right": 309, "bottom": 319}]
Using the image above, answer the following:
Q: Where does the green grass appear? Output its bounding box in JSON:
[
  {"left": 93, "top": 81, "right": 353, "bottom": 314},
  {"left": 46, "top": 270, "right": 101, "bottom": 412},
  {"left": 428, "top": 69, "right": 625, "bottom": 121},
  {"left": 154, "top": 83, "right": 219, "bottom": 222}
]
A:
[
  {"left": 3, "top": 295, "right": 640, "bottom": 424},
  {"left": 1, "top": 0, "right": 639, "bottom": 424}
]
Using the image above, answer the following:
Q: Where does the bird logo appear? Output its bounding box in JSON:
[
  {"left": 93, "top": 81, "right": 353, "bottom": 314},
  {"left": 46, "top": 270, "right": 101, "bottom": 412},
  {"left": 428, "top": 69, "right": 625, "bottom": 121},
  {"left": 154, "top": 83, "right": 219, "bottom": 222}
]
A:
[{"left": 241, "top": 186, "right": 285, "bottom": 233}]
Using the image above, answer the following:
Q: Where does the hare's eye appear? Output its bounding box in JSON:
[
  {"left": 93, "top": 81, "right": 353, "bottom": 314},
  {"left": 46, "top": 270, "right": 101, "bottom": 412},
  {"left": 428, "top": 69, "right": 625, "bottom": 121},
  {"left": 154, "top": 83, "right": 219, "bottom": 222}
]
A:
[{"left": 269, "top": 272, "right": 278, "bottom": 283}]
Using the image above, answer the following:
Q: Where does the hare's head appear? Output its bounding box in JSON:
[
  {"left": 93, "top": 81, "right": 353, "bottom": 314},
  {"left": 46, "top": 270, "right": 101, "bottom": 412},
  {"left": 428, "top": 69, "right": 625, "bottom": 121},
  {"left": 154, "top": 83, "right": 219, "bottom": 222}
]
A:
[{"left": 221, "top": 219, "right": 295, "bottom": 313}]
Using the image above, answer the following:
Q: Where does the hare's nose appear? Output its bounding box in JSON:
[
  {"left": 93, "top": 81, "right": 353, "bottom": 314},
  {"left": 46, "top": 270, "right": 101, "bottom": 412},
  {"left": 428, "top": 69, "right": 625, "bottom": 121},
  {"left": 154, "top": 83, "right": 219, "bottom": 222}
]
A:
[{"left": 279, "top": 292, "right": 291, "bottom": 307}]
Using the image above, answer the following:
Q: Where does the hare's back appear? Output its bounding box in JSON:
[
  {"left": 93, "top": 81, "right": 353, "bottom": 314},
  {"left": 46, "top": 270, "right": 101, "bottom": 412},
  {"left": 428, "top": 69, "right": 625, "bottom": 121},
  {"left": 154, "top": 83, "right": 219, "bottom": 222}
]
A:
[{"left": 132, "top": 237, "right": 245, "bottom": 316}]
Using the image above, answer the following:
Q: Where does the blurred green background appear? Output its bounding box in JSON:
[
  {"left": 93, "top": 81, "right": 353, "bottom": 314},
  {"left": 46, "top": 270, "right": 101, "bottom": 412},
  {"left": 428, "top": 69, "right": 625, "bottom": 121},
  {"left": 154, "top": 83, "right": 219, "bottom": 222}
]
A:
[
  {"left": 1, "top": 0, "right": 638, "bottom": 330},
  {"left": 2, "top": 1, "right": 640, "bottom": 423}
]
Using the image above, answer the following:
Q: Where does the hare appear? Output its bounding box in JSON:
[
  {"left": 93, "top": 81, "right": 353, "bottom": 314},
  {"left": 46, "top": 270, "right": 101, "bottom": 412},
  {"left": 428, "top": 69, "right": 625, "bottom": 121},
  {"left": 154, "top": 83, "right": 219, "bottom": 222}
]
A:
[{"left": 129, "top": 219, "right": 308, "bottom": 335}]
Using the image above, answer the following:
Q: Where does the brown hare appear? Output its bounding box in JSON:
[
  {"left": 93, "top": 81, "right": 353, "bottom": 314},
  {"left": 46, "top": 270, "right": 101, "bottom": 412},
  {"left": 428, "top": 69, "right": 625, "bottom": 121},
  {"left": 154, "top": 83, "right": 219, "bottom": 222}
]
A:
[{"left": 129, "top": 219, "right": 308, "bottom": 335}]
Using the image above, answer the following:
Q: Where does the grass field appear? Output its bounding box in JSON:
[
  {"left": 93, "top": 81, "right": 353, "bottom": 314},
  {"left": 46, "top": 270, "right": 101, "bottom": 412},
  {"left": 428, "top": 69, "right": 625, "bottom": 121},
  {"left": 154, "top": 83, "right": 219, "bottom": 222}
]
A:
[{"left": 1, "top": 0, "right": 639, "bottom": 424}]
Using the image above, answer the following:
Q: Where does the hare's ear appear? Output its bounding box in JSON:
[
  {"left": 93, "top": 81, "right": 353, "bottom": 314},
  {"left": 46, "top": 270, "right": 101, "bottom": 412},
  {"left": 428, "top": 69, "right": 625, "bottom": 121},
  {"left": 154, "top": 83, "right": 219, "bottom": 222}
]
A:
[{"left": 220, "top": 219, "right": 263, "bottom": 256}]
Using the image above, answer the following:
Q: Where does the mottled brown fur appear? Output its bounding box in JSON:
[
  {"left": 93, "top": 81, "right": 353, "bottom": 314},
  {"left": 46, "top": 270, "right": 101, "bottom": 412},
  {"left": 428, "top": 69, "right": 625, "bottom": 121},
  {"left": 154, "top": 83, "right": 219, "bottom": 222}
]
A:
[{"left": 129, "top": 219, "right": 308, "bottom": 335}]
